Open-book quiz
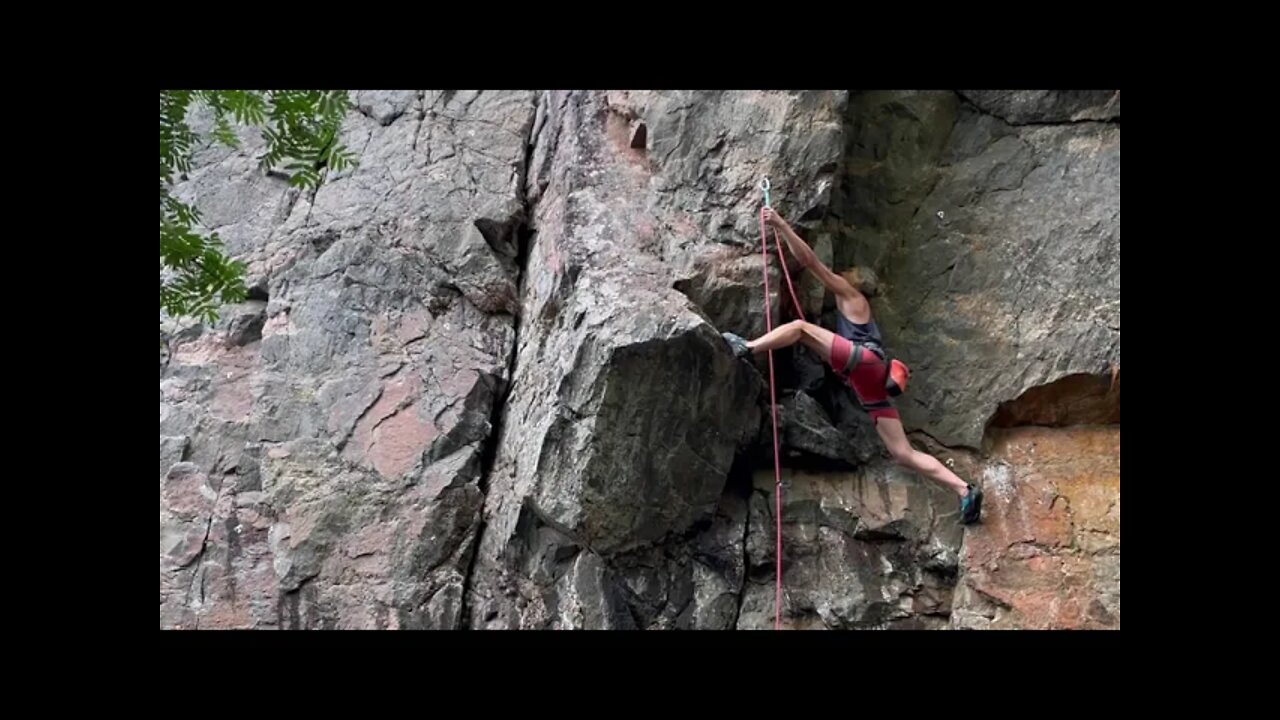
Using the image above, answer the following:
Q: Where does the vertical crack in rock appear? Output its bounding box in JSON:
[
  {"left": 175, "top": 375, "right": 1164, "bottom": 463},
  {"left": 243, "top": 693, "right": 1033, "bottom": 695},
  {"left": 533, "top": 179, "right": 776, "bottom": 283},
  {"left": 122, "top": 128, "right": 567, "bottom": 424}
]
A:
[
  {"left": 460, "top": 93, "right": 544, "bottom": 626},
  {"left": 731, "top": 458, "right": 753, "bottom": 628},
  {"left": 185, "top": 475, "right": 227, "bottom": 631}
]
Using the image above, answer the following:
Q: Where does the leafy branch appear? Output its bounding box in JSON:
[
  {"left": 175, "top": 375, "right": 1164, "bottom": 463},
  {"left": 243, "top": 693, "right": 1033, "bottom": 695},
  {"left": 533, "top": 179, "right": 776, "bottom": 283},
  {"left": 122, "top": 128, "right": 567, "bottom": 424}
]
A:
[{"left": 159, "top": 90, "right": 355, "bottom": 323}]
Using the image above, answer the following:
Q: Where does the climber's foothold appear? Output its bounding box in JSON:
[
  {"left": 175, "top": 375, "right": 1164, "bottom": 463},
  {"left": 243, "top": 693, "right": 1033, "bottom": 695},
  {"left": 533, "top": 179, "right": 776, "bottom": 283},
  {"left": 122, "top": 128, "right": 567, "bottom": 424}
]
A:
[{"left": 760, "top": 177, "right": 771, "bottom": 208}]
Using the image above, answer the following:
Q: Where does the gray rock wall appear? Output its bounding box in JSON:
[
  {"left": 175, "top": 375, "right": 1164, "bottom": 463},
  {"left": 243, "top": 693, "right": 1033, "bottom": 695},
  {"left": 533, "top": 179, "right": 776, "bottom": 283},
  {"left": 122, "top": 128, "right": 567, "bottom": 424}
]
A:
[{"left": 160, "top": 90, "right": 1119, "bottom": 630}]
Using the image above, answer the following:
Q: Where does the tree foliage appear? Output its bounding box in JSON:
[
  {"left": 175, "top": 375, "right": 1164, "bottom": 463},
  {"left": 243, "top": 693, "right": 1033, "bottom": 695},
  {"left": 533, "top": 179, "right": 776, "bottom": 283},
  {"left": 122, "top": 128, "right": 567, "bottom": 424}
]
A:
[{"left": 160, "top": 90, "right": 356, "bottom": 322}]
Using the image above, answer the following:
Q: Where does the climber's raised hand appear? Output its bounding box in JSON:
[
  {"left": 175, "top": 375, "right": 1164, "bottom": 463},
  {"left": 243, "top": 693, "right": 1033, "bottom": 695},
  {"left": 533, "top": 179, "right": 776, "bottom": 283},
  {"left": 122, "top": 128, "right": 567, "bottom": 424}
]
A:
[{"left": 762, "top": 207, "right": 786, "bottom": 229}]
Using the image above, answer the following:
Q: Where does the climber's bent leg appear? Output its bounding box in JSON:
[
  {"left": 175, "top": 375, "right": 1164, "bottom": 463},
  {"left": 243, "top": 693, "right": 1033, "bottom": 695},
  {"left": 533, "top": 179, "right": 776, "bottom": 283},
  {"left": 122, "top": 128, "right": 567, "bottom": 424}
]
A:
[{"left": 745, "top": 320, "right": 835, "bottom": 362}]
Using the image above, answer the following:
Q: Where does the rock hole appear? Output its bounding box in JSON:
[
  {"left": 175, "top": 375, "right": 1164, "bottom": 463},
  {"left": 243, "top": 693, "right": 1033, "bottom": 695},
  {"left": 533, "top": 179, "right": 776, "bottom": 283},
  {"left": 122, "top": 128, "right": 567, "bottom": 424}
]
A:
[{"left": 630, "top": 122, "right": 648, "bottom": 152}]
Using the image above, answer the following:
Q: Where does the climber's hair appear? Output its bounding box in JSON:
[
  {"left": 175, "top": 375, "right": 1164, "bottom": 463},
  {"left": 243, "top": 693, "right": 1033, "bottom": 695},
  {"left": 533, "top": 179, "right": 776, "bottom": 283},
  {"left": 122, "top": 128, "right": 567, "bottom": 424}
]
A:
[{"left": 840, "top": 267, "right": 879, "bottom": 297}]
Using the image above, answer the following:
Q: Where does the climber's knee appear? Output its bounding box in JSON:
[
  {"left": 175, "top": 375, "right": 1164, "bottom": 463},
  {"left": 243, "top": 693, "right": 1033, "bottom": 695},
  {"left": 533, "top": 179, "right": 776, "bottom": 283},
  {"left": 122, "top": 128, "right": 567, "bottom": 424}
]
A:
[
  {"left": 878, "top": 422, "right": 916, "bottom": 467},
  {"left": 888, "top": 445, "right": 916, "bottom": 468},
  {"left": 794, "top": 321, "right": 834, "bottom": 360}
]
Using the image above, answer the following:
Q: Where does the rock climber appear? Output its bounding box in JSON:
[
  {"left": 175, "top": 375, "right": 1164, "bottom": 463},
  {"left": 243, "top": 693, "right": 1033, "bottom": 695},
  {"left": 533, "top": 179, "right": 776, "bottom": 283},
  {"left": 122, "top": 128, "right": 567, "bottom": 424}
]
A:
[{"left": 722, "top": 208, "right": 983, "bottom": 524}]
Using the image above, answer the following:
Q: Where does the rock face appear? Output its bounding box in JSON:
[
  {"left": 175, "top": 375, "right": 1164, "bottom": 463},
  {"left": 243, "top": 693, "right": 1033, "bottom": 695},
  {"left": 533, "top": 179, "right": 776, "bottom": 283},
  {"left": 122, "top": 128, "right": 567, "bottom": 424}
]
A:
[
  {"left": 737, "top": 465, "right": 962, "bottom": 630},
  {"left": 160, "top": 90, "right": 1119, "bottom": 630},
  {"left": 950, "top": 372, "right": 1120, "bottom": 629},
  {"left": 466, "top": 91, "right": 843, "bottom": 629},
  {"left": 952, "top": 425, "right": 1120, "bottom": 629},
  {"left": 958, "top": 90, "right": 1120, "bottom": 125},
  {"left": 160, "top": 91, "right": 536, "bottom": 628}
]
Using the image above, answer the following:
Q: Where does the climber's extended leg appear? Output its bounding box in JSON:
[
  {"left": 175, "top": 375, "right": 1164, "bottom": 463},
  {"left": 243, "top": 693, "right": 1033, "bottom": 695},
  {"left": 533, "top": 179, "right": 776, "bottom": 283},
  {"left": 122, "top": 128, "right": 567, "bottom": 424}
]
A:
[
  {"left": 875, "top": 417, "right": 982, "bottom": 523},
  {"left": 829, "top": 332, "right": 981, "bottom": 523},
  {"left": 722, "top": 320, "right": 835, "bottom": 363},
  {"left": 725, "top": 323, "right": 983, "bottom": 524}
]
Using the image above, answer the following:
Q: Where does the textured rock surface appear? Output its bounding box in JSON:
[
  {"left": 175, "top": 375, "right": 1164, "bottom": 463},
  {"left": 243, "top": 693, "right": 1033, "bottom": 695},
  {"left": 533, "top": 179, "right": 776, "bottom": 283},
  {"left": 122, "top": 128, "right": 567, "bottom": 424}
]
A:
[
  {"left": 737, "top": 465, "right": 962, "bottom": 629},
  {"left": 951, "top": 425, "right": 1120, "bottom": 629},
  {"left": 160, "top": 91, "right": 536, "bottom": 628},
  {"left": 771, "top": 390, "right": 878, "bottom": 468},
  {"left": 467, "top": 91, "right": 844, "bottom": 628},
  {"left": 958, "top": 90, "right": 1120, "bottom": 125},
  {"left": 161, "top": 89, "right": 1119, "bottom": 630}
]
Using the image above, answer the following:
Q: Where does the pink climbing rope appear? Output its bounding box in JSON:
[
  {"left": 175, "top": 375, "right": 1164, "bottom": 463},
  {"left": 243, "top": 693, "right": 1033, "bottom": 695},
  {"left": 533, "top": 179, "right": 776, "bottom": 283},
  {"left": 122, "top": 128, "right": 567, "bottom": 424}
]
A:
[{"left": 759, "top": 207, "right": 807, "bottom": 631}]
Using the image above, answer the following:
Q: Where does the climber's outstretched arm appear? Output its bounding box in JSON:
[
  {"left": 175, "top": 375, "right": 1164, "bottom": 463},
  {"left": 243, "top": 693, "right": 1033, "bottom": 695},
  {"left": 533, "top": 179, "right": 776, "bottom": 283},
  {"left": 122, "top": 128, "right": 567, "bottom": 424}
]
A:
[{"left": 763, "top": 208, "right": 858, "bottom": 300}]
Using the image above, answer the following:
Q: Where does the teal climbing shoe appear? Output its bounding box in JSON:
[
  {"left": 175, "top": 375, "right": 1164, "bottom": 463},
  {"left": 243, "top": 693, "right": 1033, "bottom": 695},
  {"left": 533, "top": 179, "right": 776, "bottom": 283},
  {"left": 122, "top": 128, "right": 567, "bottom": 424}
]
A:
[
  {"left": 722, "top": 332, "right": 751, "bottom": 359},
  {"left": 960, "top": 483, "right": 983, "bottom": 525}
]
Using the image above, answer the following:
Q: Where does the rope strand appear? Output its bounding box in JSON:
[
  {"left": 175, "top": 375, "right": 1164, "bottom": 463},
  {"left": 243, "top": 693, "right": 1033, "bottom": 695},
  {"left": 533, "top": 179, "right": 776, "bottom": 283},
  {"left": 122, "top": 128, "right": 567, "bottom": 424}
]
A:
[{"left": 759, "top": 209, "right": 806, "bottom": 630}]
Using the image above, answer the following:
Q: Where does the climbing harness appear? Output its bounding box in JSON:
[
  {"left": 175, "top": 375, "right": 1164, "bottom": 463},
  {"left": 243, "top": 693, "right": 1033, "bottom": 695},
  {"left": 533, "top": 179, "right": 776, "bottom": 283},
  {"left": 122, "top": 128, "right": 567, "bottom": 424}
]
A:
[{"left": 758, "top": 177, "right": 807, "bottom": 630}]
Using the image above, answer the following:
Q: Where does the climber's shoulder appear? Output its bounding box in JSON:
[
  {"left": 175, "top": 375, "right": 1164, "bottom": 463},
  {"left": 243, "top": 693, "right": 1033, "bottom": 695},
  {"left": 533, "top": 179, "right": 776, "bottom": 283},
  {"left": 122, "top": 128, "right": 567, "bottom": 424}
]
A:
[{"left": 835, "top": 291, "right": 871, "bottom": 323}]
